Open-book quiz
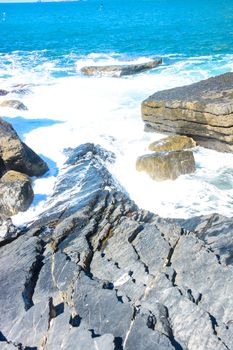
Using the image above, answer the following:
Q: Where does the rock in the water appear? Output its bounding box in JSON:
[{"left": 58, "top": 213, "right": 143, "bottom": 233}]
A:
[
  {"left": 0, "top": 99, "right": 28, "bottom": 110},
  {"left": 81, "top": 58, "right": 162, "bottom": 77},
  {"left": 0, "top": 118, "right": 48, "bottom": 176},
  {"left": 0, "top": 89, "right": 8, "bottom": 96},
  {"left": 0, "top": 170, "right": 34, "bottom": 216},
  {"left": 149, "top": 135, "right": 196, "bottom": 152},
  {"left": 142, "top": 72, "right": 233, "bottom": 152},
  {"left": 136, "top": 150, "right": 196, "bottom": 180}
]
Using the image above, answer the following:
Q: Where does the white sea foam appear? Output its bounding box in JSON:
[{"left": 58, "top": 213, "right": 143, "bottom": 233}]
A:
[{"left": 1, "top": 52, "right": 233, "bottom": 225}]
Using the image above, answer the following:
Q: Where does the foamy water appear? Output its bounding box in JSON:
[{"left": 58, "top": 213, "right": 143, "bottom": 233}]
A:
[{"left": 1, "top": 53, "right": 233, "bottom": 225}]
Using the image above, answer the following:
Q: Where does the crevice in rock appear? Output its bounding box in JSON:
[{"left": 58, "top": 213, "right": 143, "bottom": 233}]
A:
[
  {"left": 22, "top": 240, "right": 46, "bottom": 311},
  {"left": 114, "top": 337, "right": 123, "bottom": 350},
  {"left": 122, "top": 306, "right": 137, "bottom": 348},
  {"left": 165, "top": 238, "right": 180, "bottom": 268},
  {"left": 146, "top": 313, "right": 156, "bottom": 330},
  {"left": 69, "top": 314, "right": 82, "bottom": 327},
  {"left": 89, "top": 329, "right": 101, "bottom": 338},
  {"left": 130, "top": 243, "right": 150, "bottom": 275},
  {"left": 40, "top": 298, "right": 56, "bottom": 350},
  {"left": 208, "top": 312, "right": 219, "bottom": 336}
]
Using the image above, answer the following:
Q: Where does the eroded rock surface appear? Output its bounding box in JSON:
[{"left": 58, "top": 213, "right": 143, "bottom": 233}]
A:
[
  {"left": 136, "top": 150, "right": 196, "bottom": 181},
  {"left": 81, "top": 59, "right": 162, "bottom": 77},
  {"left": 142, "top": 72, "right": 233, "bottom": 152},
  {"left": 0, "top": 144, "right": 232, "bottom": 350}
]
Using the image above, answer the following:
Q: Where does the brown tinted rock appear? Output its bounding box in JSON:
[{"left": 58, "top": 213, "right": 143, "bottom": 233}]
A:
[
  {"left": 0, "top": 99, "right": 28, "bottom": 110},
  {"left": 149, "top": 135, "right": 196, "bottom": 152},
  {"left": 0, "top": 170, "right": 34, "bottom": 216},
  {"left": 81, "top": 59, "right": 162, "bottom": 77},
  {"left": 0, "top": 118, "right": 48, "bottom": 176},
  {"left": 142, "top": 72, "right": 233, "bottom": 152},
  {"left": 136, "top": 150, "right": 196, "bottom": 181}
]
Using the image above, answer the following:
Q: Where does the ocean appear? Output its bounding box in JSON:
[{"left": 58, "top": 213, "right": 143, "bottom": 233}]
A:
[{"left": 1, "top": 0, "right": 233, "bottom": 225}]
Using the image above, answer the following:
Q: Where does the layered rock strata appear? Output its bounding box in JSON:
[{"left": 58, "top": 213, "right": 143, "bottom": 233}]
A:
[
  {"left": 142, "top": 72, "right": 233, "bottom": 152},
  {"left": 0, "top": 143, "right": 232, "bottom": 350}
]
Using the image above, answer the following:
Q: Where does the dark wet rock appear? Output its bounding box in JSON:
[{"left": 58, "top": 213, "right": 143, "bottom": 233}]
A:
[
  {"left": 0, "top": 89, "right": 8, "bottom": 96},
  {"left": 0, "top": 118, "right": 48, "bottom": 176},
  {"left": 0, "top": 156, "right": 6, "bottom": 178},
  {"left": 0, "top": 99, "right": 28, "bottom": 110},
  {"left": 0, "top": 170, "right": 34, "bottom": 216},
  {"left": 136, "top": 150, "right": 196, "bottom": 180},
  {"left": 81, "top": 58, "right": 162, "bottom": 77},
  {"left": 1, "top": 143, "right": 233, "bottom": 350},
  {"left": 142, "top": 72, "right": 233, "bottom": 152},
  {"left": 149, "top": 135, "right": 196, "bottom": 152}
]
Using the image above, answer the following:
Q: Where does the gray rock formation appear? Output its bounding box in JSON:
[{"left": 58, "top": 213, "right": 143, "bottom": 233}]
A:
[
  {"left": 81, "top": 59, "right": 162, "bottom": 77},
  {"left": 0, "top": 144, "right": 232, "bottom": 349},
  {"left": 136, "top": 150, "right": 196, "bottom": 181},
  {"left": 142, "top": 72, "right": 233, "bottom": 152},
  {"left": 0, "top": 118, "right": 48, "bottom": 177},
  {"left": 0, "top": 171, "right": 34, "bottom": 216}
]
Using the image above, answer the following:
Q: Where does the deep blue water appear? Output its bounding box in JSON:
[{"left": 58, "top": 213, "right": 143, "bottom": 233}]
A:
[{"left": 1, "top": 0, "right": 233, "bottom": 57}]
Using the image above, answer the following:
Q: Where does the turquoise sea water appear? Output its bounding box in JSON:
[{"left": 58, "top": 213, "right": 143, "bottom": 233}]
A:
[
  {"left": 1, "top": 0, "right": 233, "bottom": 224},
  {"left": 1, "top": 0, "right": 233, "bottom": 70}
]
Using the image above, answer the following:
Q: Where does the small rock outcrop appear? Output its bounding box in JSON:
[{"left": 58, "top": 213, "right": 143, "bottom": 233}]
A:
[
  {"left": 0, "top": 118, "right": 48, "bottom": 177},
  {"left": 142, "top": 72, "right": 233, "bottom": 152},
  {"left": 0, "top": 216, "right": 17, "bottom": 244},
  {"left": 0, "top": 89, "right": 8, "bottom": 96},
  {"left": 81, "top": 58, "right": 162, "bottom": 77},
  {"left": 0, "top": 143, "right": 232, "bottom": 350},
  {"left": 0, "top": 170, "right": 34, "bottom": 216},
  {"left": 0, "top": 99, "right": 28, "bottom": 110},
  {"left": 149, "top": 135, "right": 196, "bottom": 152},
  {"left": 136, "top": 150, "right": 196, "bottom": 180}
]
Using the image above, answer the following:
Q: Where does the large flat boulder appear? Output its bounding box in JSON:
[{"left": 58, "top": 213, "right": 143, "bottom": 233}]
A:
[
  {"left": 81, "top": 58, "right": 162, "bottom": 77},
  {"left": 0, "top": 118, "right": 48, "bottom": 176},
  {"left": 142, "top": 72, "right": 233, "bottom": 152}
]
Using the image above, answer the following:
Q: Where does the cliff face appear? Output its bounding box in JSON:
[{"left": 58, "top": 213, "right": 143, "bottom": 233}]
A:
[
  {"left": 142, "top": 72, "right": 233, "bottom": 152},
  {"left": 0, "top": 144, "right": 233, "bottom": 350}
]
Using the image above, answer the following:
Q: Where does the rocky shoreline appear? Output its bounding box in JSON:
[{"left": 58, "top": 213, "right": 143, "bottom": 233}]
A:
[
  {"left": 0, "top": 143, "right": 233, "bottom": 350},
  {"left": 1, "top": 72, "right": 233, "bottom": 350}
]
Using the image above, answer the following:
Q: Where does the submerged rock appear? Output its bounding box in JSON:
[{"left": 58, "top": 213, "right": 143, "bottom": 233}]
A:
[
  {"left": 142, "top": 72, "right": 233, "bottom": 152},
  {"left": 0, "top": 99, "right": 28, "bottom": 110},
  {"left": 81, "top": 58, "right": 162, "bottom": 77},
  {"left": 149, "top": 135, "right": 196, "bottom": 152},
  {"left": 0, "top": 170, "right": 34, "bottom": 216},
  {"left": 0, "top": 143, "right": 233, "bottom": 350},
  {"left": 0, "top": 89, "right": 8, "bottom": 96},
  {"left": 136, "top": 150, "right": 196, "bottom": 180},
  {"left": 0, "top": 118, "right": 48, "bottom": 176}
]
